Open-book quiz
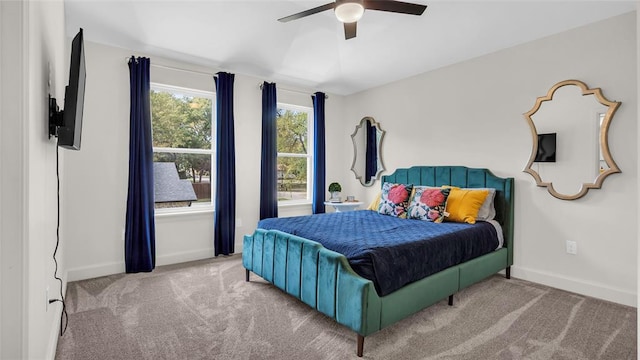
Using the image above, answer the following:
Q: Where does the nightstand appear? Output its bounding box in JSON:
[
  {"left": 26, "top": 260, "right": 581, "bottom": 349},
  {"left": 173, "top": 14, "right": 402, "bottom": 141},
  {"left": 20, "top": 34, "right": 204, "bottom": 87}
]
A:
[{"left": 324, "top": 201, "right": 364, "bottom": 212}]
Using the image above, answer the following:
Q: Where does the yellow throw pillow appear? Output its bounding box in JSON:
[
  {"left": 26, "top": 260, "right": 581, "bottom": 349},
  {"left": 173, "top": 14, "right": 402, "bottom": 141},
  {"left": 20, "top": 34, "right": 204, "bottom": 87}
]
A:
[
  {"left": 443, "top": 186, "right": 489, "bottom": 224},
  {"left": 367, "top": 191, "right": 381, "bottom": 210}
]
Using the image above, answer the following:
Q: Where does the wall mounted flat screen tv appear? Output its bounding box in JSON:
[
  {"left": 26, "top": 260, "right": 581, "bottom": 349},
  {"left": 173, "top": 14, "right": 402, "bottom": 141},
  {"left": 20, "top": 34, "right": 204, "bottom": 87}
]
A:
[
  {"left": 49, "top": 28, "right": 86, "bottom": 150},
  {"left": 535, "top": 133, "right": 556, "bottom": 162}
]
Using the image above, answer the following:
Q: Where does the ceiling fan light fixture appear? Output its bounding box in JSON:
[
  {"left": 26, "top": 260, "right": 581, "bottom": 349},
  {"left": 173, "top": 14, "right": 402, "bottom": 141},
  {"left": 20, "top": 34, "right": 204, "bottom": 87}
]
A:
[{"left": 335, "top": 2, "right": 364, "bottom": 23}]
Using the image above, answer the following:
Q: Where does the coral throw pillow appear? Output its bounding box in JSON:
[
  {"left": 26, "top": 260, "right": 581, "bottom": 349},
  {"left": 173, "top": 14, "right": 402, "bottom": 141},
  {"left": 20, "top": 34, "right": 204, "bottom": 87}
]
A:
[
  {"left": 377, "top": 182, "right": 413, "bottom": 218},
  {"left": 408, "top": 187, "right": 450, "bottom": 222}
]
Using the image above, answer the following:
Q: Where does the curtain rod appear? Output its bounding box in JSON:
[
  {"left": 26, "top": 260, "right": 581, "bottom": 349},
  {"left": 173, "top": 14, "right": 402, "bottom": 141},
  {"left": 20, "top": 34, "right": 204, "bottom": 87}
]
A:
[
  {"left": 259, "top": 83, "right": 329, "bottom": 99},
  {"left": 125, "top": 57, "right": 217, "bottom": 78}
]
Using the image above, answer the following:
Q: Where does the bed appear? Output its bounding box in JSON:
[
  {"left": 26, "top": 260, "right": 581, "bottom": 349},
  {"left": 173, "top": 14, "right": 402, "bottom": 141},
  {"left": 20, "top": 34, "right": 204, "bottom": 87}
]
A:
[{"left": 243, "top": 166, "right": 514, "bottom": 356}]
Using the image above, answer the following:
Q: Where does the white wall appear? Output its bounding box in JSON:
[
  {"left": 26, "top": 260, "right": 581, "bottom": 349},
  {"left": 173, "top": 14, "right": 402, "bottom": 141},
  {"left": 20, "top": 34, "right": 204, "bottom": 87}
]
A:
[
  {"left": 63, "top": 41, "right": 347, "bottom": 281},
  {"left": 344, "top": 12, "right": 637, "bottom": 306},
  {"left": 27, "top": 1, "right": 67, "bottom": 358},
  {"left": 1, "top": 0, "right": 67, "bottom": 358},
  {"left": 0, "top": 2, "right": 26, "bottom": 358}
]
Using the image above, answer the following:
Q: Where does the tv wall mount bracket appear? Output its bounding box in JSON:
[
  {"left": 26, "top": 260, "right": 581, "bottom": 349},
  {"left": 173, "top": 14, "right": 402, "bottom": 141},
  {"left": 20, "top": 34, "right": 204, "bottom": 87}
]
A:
[{"left": 48, "top": 94, "right": 64, "bottom": 138}]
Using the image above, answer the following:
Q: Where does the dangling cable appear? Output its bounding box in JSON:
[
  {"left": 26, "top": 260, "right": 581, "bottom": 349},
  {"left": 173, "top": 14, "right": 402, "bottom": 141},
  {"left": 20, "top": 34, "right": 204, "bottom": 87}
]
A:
[{"left": 50, "top": 142, "right": 69, "bottom": 335}]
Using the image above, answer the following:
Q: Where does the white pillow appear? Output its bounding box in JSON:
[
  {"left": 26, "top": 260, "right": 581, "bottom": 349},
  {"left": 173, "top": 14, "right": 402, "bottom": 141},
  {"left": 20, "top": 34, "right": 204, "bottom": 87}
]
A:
[{"left": 471, "top": 188, "right": 496, "bottom": 221}]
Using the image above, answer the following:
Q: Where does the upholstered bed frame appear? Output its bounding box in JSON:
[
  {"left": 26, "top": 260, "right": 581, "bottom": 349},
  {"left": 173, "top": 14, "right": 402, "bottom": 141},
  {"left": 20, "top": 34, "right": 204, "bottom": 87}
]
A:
[{"left": 243, "top": 166, "right": 514, "bottom": 356}]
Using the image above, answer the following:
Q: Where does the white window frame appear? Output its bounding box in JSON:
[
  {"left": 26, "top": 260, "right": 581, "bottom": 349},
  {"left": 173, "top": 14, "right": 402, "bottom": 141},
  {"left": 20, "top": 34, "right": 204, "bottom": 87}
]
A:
[
  {"left": 150, "top": 83, "right": 215, "bottom": 214},
  {"left": 277, "top": 103, "right": 314, "bottom": 206}
]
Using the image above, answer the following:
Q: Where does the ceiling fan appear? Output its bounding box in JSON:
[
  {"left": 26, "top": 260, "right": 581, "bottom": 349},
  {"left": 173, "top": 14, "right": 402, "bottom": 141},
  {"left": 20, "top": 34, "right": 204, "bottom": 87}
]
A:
[{"left": 278, "top": 0, "right": 427, "bottom": 40}]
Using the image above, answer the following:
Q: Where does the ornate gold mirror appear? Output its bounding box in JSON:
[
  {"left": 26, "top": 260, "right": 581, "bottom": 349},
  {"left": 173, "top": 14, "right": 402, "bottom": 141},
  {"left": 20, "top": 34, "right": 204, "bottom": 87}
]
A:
[
  {"left": 350, "top": 117, "right": 385, "bottom": 187},
  {"left": 523, "top": 80, "right": 621, "bottom": 200}
]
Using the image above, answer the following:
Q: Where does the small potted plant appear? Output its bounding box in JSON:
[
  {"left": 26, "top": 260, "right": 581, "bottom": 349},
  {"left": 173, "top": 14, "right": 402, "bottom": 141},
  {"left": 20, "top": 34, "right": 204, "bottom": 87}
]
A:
[{"left": 328, "top": 182, "right": 342, "bottom": 202}]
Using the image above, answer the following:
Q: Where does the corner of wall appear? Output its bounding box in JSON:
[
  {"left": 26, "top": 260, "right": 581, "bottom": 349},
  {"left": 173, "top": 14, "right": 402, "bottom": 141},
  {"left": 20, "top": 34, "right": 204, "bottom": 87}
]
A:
[{"left": 635, "top": 3, "right": 639, "bottom": 348}]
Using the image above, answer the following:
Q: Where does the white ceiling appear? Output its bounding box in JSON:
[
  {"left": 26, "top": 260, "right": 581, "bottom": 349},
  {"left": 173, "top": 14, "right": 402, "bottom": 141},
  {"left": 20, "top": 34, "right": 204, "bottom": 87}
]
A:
[{"left": 65, "top": 0, "right": 637, "bottom": 95}]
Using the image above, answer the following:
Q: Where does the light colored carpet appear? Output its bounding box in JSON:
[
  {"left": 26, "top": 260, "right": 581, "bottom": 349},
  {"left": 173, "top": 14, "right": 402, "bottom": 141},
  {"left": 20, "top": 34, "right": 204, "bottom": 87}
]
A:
[{"left": 55, "top": 255, "right": 636, "bottom": 359}]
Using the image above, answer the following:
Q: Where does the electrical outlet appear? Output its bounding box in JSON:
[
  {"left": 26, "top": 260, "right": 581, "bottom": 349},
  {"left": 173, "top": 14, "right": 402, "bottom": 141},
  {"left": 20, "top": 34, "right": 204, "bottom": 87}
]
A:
[
  {"left": 236, "top": 218, "right": 242, "bottom": 228},
  {"left": 45, "top": 286, "right": 50, "bottom": 312},
  {"left": 566, "top": 240, "right": 577, "bottom": 255}
]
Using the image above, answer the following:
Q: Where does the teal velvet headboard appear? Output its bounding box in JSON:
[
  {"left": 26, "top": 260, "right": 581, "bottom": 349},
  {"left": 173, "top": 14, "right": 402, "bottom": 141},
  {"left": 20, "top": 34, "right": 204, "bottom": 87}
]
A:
[{"left": 381, "top": 166, "right": 514, "bottom": 266}]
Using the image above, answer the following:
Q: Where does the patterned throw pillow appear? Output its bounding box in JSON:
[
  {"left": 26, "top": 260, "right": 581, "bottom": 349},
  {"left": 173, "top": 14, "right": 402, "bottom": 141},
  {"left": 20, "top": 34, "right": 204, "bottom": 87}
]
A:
[
  {"left": 377, "top": 182, "right": 413, "bottom": 218},
  {"left": 408, "top": 187, "right": 450, "bottom": 222}
]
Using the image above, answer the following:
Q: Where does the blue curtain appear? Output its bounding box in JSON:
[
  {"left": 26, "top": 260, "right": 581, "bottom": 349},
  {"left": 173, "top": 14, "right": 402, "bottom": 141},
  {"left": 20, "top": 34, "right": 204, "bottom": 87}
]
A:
[
  {"left": 213, "top": 72, "right": 236, "bottom": 256},
  {"left": 260, "top": 82, "right": 278, "bottom": 220},
  {"left": 125, "top": 56, "right": 155, "bottom": 273},
  {"left": 312, "top": 92, "right": 326, "bottom": 214},
  {"left": 365, "top": 120, "right": 378, "bottom": 181}
]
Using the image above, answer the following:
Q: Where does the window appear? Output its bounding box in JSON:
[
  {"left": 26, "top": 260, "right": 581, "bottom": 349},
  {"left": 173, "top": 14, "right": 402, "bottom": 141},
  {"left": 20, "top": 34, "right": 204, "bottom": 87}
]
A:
[
  {"left": 277, "top": 104, "right": 313, "bottom": 204},
  {"left": 150, "top": 83, "right": 214, "bottom": 210}
]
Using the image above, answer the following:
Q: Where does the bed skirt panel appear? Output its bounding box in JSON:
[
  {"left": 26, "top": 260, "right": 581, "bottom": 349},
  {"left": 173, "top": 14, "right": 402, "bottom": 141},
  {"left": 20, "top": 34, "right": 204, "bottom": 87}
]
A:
[
  {"left": 379, "top": 266, "right": 458, "bottom": 329},
  {"left": 458, "top": 248, "right": 508, "bottom": 290}
]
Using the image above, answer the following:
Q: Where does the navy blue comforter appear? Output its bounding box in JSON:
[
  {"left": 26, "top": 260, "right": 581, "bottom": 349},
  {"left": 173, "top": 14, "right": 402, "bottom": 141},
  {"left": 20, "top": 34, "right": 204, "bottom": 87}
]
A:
[{"left": 258, "top": 210, "right": 498, "bottom": 296}]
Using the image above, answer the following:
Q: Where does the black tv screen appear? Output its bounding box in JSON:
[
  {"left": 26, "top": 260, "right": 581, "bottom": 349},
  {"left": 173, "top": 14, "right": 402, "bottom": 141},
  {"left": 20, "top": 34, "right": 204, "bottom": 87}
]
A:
[
  {"left": 535, "top": 133, "right": 556, "bottom": 162},
  {"left": 58, "top": 28, "right": 86, "bottom": 150}
]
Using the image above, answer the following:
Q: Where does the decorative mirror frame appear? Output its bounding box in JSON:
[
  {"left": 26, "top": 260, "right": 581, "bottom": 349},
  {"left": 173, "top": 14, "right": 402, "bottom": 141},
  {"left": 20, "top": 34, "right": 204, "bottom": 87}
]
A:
[
  {"left": 523, "top": 79, "right": 621, "bottom": 200},
  {"left": 350, "top": 116, "right": 386, "bottom": 187}
]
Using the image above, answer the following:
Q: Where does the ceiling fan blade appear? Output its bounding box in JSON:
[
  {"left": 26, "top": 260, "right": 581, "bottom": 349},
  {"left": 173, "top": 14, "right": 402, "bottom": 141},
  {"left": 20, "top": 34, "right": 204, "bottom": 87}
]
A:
[
  {"left": 363, "top": 0, "right": 427, "bottom": 15},
  {"left": 278, "top": 2, "right": 336, "bottom": 22},
  {"left": 344, "top": 22, "right": 357, "bottom": 40}
]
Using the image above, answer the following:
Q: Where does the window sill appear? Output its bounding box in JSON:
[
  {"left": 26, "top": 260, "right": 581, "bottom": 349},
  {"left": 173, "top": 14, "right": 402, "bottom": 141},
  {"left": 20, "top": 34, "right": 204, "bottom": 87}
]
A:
[
  {"left": 155, "top": 206, "right": 214, "bottom": 218},
  {"left": 278, "top": 201, "right": 312, "bottom": 208}
]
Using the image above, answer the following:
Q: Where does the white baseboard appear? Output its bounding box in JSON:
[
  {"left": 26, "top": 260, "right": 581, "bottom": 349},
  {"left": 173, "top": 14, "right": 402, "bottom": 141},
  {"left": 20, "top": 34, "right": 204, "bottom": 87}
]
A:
[
  {"left": 46, "top": 306, "right": 61, "bottom": 360},
  {"left": 155, "top": 248, "right": 213, "bottom": 266},
  {"left": 512, "top": 265, "right": 637, "bottom": 307},
  {"left": 67, "top": 261, "right": 124, "bottom": 282},
  {"left": 46, "top": 279, "right": 68, "bottom": 360},
  {"left": 66, "top": 248, "right": 215, "bottom": 282}
]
